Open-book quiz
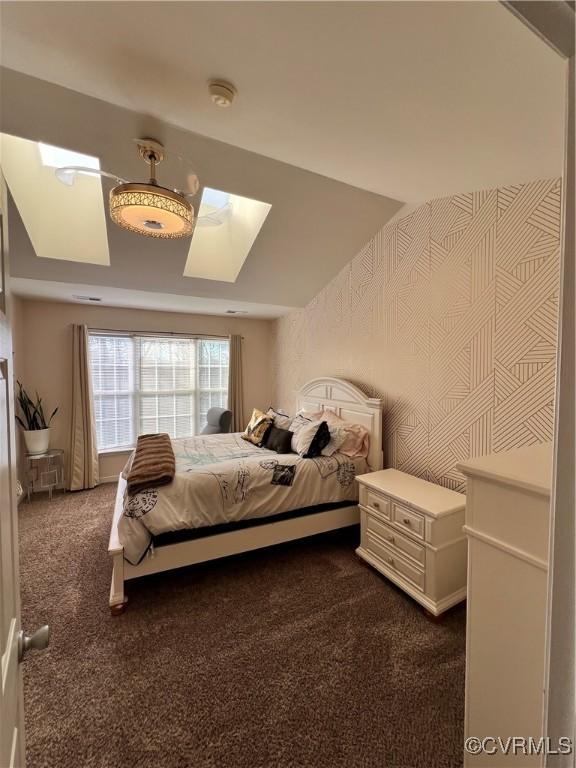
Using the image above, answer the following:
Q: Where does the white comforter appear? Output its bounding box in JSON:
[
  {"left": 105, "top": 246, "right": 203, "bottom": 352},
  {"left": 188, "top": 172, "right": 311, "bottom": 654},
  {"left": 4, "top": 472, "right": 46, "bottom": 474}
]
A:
[{"left": 119, "top": 432, "right": 367, "bottom": 564}]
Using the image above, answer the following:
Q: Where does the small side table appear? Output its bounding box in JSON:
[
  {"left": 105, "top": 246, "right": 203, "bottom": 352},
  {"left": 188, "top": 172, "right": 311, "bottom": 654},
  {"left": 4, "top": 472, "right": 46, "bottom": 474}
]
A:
[
  {"left": 25, "top": 449, "right": 65, "bottom": 501},
  {"left": 355, "top": 469, "right": 467, "bottom": 616}
]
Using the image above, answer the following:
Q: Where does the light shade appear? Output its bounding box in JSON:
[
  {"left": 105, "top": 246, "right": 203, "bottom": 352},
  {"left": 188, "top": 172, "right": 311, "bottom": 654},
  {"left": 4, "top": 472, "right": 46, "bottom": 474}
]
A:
[{"left": 109, "top": 182, "right": 193, "bottom": 239}]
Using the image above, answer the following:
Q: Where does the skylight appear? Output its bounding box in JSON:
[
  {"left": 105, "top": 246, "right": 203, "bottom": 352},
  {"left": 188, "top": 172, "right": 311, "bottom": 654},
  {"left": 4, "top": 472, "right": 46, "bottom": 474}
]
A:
[
  {"left": 38, "top": 142, "right": 100, "bottom": 170},
  {"left": 200, "top": 187, "right": 230, "bottom": 212},
  {"left": 2, "top": 133, "right": 110, "bottom": 265},
  {"left": 184, "top": 187, "right": 271, "bottom": 283}
]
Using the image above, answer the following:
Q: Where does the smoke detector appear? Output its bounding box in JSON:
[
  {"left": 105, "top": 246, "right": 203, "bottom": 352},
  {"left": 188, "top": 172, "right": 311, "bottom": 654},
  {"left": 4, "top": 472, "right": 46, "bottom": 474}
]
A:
[{"left": 208, "top": 80, "right": 236, "bottom": 108}]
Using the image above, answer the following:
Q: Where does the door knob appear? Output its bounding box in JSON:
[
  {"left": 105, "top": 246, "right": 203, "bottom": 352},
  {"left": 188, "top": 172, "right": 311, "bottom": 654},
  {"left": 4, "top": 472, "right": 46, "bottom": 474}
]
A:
[{"left": 18, "top": 625, "right": 50, "bottom": 663}]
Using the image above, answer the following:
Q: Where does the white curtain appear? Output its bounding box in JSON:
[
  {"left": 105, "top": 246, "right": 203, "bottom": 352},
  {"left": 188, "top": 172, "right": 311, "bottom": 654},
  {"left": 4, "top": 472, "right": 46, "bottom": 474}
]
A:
[
  {"left": 228, "top": 335, "right": 244, "bottom": 432},
  {"left": 69, "top": 324, "right": 99, "bottom": 490}
]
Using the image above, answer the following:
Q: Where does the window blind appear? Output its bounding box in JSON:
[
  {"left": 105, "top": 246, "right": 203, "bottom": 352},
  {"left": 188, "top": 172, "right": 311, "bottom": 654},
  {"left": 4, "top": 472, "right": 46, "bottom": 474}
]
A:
[{"left": 88, "top": 333, "right": 229, "bottom": 451}]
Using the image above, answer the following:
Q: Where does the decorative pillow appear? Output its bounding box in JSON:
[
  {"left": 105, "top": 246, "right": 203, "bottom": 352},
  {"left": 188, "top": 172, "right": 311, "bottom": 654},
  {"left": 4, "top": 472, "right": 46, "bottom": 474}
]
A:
[
  {"left": 266, "top": 407, "right": 293, "bottom": 431},
  {"left": 320, "top": 424, "right": 349, "bottom": 457},
  {"left": 317, "top": 410, "right": 371, "bottom": 458},
  {"left": 289, "top": 413, "right": 312, "bottom": 449},
  {"left": 241, "top": 408, "right": 273, "bottom": 446},
  {"left": 291, "top": 419, "right": 331, "bottom": 458},
  {"left": 263, "top": 425, "right": 294, "bottom": 454},
  {"left": 296, "top": 409, "right": 323, "bottom": 420}
]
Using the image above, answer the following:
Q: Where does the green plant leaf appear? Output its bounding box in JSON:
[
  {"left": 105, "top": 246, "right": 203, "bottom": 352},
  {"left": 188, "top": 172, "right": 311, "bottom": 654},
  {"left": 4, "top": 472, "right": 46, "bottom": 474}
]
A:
[{"left": 16, "top": 382, "right": 57, "bottom": 430}]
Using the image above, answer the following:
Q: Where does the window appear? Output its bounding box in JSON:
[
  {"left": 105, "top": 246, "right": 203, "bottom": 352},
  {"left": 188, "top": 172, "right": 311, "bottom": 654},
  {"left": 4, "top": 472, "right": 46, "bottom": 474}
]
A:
[{"left": 88, "top": 333, "right": 229, "bottom": 452}]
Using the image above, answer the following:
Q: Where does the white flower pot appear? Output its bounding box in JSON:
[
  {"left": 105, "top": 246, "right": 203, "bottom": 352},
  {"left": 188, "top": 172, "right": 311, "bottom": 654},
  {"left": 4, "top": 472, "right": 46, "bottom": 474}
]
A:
[{"left": 23, "top": 428, "right": 50, "bottom": 456}]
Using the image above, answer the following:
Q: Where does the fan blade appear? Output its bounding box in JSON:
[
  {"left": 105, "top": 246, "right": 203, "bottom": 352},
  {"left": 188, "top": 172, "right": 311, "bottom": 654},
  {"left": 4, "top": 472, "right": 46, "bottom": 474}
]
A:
[
  {"left": 174, "top": 173, "right": 200, "bottom": 200},
  {"left": 195, "top": 204, "right": 231, "bottom": 227},
  {"left": 55, "top": 166, "right": 127, "bottom": 186},
  {"left": 185, "top": 172, "right": 200, "bottom": 196}
]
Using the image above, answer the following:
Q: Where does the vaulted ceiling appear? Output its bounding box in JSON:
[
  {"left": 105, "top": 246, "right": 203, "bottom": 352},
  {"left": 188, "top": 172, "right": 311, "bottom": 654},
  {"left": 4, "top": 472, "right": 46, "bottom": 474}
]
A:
[{"left": 0, "top": 1, "right": 566, "bottom": 316}]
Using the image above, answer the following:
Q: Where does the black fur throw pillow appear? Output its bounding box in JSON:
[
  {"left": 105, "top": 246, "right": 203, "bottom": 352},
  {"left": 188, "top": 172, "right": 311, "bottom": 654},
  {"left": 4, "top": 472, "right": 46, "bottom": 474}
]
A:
[
  {"left": 264, "top": 425, "right": 294, "bottom": 454},
  {"left": 304, "top": 421, "right": 331, "bottom": 458}
]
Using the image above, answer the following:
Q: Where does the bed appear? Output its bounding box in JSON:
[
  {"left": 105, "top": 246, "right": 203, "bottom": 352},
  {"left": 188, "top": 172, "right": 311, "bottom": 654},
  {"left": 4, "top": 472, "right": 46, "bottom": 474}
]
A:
[{"left": 108, "top": 377, "right": 384, "bottom": 613}]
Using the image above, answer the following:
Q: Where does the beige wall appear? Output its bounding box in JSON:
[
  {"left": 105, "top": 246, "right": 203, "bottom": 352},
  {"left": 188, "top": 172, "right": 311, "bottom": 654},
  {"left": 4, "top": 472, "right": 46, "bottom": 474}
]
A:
[
  {"left": 15, "top": 300, "right": 274, "bottom": 482},
  {"left": 272, "top": 178, "right": 562, "bottom": 491}
]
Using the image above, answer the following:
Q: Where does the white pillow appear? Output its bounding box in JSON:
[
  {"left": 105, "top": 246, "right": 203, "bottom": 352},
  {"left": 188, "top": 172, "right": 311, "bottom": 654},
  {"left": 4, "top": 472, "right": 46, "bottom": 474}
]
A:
[
  {"left": 290, "top": 416, "right": 330, "bottom": 457},
  {"left": 266, "top": 407, "right": 293, "bottom": 430},
  {"left": 320, "top": 425, "right": 349, "bottom": 457}
]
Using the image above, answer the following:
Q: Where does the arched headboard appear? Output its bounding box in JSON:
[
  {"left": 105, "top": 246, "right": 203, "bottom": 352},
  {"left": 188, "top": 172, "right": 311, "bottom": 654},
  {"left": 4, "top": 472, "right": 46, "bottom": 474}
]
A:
[{"left": 295, "top": 377, "right": 384, "bottom": 470}]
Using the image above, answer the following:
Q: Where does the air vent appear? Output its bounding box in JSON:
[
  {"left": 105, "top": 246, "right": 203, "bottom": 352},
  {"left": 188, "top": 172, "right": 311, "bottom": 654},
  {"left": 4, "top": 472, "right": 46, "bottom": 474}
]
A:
[
  {"left": 225, "top": 309, "right": 248, "bottom": 315},
  {"left": 72, "top": 295, "right": 102, "bottom": 302}
]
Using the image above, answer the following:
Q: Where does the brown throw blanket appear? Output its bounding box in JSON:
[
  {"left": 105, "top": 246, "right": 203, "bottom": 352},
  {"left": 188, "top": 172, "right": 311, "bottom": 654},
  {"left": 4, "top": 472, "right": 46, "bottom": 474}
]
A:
[{"left": 126, "top": 433, "right": 175, "bottom": 494}]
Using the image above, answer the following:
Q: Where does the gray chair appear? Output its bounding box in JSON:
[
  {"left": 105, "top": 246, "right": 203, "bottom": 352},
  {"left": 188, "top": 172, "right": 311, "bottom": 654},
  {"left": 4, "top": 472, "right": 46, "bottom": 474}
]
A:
[{"left": 201, "top": 407, "right": 233, "bottom": 435}]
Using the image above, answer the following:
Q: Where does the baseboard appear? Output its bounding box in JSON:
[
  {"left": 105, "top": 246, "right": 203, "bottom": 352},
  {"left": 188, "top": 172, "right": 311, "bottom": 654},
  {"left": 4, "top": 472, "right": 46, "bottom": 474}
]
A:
[{"left": 99, "top": 476, "right": 119, "bottom": 485}]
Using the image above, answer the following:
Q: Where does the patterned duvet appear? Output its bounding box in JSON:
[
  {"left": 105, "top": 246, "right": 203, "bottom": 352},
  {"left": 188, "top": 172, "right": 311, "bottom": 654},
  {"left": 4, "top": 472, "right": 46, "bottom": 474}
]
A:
[{"left": 119, "top": 432, "right": 367, "bottom": 565}]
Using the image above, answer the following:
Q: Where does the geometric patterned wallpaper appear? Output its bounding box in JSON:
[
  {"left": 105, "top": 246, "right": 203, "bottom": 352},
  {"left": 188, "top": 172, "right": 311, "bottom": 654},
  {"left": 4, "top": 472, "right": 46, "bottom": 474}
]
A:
[{"left": 272, "top": 178, "right": 562, "bottom": 491}]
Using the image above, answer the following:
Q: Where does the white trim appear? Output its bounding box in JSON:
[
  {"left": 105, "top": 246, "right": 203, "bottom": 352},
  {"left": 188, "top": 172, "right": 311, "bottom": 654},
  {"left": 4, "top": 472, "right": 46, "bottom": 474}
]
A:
[
  {"left": 108, "top": 376, "right": 382, "bottom": 610},
  {"left": 463, "top": 524, "right": 549, "bottom": 572},
  {"left": 98, "top": 447, "right": 133, "bottom": 457}
]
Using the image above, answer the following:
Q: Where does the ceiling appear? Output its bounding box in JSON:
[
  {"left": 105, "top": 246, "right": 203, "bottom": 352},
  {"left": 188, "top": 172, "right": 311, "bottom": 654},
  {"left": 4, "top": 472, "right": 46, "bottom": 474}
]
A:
[
  {"left": 10, "top": 278, "right": 295, "bottom": 319},
  {"left": 1, "top": 1, "right": 566, "bottom": 203},
  {"left": 0, "top": 1, "right": 566, "bottom": 318},
  {"left": 1, "top": 68, "right": 401, "bottom": 311}
]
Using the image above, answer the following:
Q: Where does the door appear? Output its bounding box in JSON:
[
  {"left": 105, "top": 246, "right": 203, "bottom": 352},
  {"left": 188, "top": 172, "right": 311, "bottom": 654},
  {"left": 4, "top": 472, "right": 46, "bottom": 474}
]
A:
[{"left": 0, "top": 173, "right": 25, "bottom": 766}]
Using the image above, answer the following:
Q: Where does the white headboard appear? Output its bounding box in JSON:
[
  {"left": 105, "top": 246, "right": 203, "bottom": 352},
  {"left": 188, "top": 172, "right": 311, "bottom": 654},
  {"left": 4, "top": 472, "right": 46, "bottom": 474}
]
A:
[{"left": 295, "top": 377, "right": 384, "bottom": 470}]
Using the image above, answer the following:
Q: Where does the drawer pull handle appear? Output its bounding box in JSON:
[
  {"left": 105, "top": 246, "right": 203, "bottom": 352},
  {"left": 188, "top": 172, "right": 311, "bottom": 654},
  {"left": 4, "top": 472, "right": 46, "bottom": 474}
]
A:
[
  {"left": 402, "top": 517, "right": 411, "bottom": 526},
  {"left": 373, "top": 502, "right": 380, "bottom": 509},
  {"left": 387, "top": 536, "right": 395, "bottom": 544},
  {"left": 387, "top": 557, "right": 394, "bottom": 566}
]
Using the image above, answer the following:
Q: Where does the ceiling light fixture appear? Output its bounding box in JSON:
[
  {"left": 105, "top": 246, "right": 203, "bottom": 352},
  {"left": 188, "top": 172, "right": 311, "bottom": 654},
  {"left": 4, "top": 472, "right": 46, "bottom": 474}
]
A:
[
  {"left": 109, "top": 139, "right": 194, "bottom": 239},
  {"left": 208, "top": 80, "right": 236, "bottom": 108}
]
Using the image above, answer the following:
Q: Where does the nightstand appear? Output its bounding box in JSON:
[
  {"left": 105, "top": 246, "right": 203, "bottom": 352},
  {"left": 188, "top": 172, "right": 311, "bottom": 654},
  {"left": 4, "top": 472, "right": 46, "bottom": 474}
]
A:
[
  {"left": 24, "top": 449, "right": 65, "bottom": 501},
  {"left": 356, "top": 469, "right": 467, "bottom": 616}
]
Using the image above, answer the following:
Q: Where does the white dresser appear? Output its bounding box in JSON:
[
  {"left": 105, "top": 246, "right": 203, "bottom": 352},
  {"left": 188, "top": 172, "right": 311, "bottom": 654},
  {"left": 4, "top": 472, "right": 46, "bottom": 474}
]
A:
[
  {"left": 458, "top": 443, "right": 552, "bottom": 767},
  {"left": 356, "top": 469, "right": 467, "bottom": 616}
]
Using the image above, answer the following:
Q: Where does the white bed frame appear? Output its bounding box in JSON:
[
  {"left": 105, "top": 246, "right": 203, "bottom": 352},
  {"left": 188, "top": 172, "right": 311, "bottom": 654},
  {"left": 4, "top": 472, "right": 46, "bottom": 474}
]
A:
[{"left": 108, "top": 377, "right": 384, "bottom": 614}]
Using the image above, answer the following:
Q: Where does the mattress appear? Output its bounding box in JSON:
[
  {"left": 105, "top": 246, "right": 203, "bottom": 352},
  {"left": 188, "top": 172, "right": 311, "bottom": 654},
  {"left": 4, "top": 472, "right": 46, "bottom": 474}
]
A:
[
  {"left": 152, "top": 500, "right": 354, "bottom": 547},
  {"left": 119, "top": 432, "right": 368, "bottom": 565}
]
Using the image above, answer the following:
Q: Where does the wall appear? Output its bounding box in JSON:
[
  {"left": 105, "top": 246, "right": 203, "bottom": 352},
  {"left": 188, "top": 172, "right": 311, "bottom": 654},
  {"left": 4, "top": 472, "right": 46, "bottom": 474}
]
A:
[
  {"left": 273, "top": 178, "right": 562, "bottom": 491},
  {"left": 16, "top": 300, "right": 274, "bottom": 482}
]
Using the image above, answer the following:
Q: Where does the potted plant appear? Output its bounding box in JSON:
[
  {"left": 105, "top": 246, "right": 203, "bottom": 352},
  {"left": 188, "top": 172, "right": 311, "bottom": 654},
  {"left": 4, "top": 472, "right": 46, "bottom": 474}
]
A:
[{"left": 15, "top": 381, "right": 58, "bottom": 455}]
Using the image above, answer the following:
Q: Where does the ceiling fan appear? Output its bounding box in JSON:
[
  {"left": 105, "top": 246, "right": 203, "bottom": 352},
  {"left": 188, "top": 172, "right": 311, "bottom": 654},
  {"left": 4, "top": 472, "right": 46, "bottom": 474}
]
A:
[{"left": 55, "top": 138, "right": 228, "bottom": 239}]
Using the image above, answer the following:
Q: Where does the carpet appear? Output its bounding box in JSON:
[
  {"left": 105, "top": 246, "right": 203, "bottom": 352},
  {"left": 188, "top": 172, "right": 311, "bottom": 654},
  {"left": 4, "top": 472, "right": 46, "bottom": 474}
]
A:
[{"left": 19, "top": 485, "right": 466, "bottom": 768}]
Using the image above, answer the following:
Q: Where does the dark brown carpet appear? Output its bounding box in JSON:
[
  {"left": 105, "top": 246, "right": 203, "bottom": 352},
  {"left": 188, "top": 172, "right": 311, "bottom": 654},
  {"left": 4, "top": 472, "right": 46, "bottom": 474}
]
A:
[{"left": 19, "top": 485, "right": 466, "bottom": 768}]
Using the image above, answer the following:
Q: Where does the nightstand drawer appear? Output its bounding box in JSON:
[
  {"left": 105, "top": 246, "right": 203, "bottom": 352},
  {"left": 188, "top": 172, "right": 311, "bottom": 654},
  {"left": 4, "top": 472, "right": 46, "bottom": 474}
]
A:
[
  {"left": 392, "top": 502, "right": 425, "bottom": 539},
  {"left": 360, "top": 487, "right": 391, "bottom": 518},
  {"left": 367, "top": 514, "right": 425, "bottom": 566},
  {"left": 366, "top": 532, "right": 425, "bottom": 591}
]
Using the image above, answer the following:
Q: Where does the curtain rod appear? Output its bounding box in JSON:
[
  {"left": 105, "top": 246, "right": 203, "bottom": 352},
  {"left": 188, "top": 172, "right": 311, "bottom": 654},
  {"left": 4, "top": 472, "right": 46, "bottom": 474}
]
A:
[{"left": 88, "top": 327, "right": 243, "bottom": 341}]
